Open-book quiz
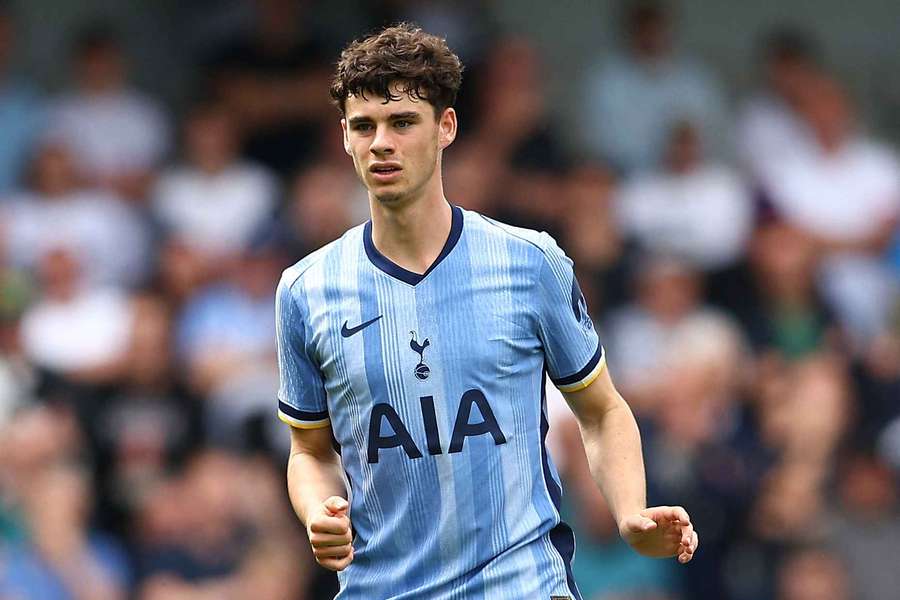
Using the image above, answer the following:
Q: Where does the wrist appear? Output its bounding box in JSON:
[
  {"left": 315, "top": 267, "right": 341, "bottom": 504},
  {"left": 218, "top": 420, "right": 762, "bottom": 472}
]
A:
[
  {"left": 617, "top": 517, "right": 630, "bottom": 539},
  {"left": 301, "top": 499, "right": 322, "bottom": 528},
  {"left": 617, "top": 508, "right": 648, "bottom": 537}
]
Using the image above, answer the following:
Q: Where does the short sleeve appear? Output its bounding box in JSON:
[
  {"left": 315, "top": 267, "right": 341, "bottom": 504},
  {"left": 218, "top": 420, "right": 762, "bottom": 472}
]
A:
[
  {"left": 536, "top": 235, "right": 605, "bottom": 393},
  {"left": 275, "top": 276, "right": 330, "bottom": 429}
]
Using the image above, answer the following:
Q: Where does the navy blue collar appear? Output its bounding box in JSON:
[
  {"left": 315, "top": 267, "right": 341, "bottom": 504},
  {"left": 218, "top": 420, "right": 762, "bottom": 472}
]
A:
[{"left": 363, "top": 204, "right": 463, "bottom": 286}]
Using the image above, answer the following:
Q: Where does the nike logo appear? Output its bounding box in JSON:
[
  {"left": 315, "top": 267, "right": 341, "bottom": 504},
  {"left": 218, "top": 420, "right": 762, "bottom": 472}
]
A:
[{"left": 341, "top": 315, "right": 383, "bottom": 338}]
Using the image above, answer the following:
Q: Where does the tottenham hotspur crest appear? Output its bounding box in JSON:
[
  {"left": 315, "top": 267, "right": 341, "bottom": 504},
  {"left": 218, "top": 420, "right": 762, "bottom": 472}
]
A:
[{"left": 409, "top": 331, "right": 430, "bottom": 380}]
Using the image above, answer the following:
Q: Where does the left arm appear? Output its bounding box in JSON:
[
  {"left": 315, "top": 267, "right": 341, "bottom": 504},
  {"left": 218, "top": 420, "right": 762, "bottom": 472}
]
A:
[
  {"left": 532, "top": 233, "right": 697, "bottom": 562},
  {"left": 562, "top": 366, "right": 699, "bottom": 563}
]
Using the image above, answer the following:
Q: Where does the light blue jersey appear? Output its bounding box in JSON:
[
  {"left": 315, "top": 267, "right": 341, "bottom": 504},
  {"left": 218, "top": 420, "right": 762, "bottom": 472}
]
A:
[{"left": 276, "top": 205, "right": 605, "bottom": 600}]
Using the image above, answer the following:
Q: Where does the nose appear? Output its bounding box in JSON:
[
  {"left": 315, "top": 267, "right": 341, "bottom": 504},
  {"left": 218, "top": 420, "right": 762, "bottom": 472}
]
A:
[{"left": 370, "top": 124, "right": 395, "bottom": 156}]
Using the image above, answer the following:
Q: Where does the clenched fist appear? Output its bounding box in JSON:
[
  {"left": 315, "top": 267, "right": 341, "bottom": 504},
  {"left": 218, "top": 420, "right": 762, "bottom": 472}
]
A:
[{"left": 307, "top": 496, "right": 354, "bottom": 571}]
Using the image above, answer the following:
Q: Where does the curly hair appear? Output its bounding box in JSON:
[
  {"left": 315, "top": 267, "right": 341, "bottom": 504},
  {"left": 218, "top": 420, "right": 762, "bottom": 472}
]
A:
[{"left": 330, "top": 23, "right": 464, "bottom": 118}]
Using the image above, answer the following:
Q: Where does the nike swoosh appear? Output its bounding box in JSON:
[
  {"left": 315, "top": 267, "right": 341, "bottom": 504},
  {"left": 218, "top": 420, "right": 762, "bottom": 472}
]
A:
[{"left": 341, "top": 315, "right": 383, "bottom": 338}]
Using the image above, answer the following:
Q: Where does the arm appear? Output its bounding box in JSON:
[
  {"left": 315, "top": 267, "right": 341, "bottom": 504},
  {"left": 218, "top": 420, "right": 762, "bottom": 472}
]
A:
[
  {"left": 562, "top": 365, "right": 645, "bottom": 525},
  {"left": 286, "top": 425, "right": 354, "bottom": 571},
  {"left": 562, "top": 366, "right": 698, "bottom": 563}
]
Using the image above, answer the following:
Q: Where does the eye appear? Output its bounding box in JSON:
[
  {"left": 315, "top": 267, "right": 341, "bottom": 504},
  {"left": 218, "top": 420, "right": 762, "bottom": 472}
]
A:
[
  {"left": 395, "top": 120, "right": 411, "bottom": 129},
  {"left": 353, "top": 123, "right": 373, "bottom": 132}
]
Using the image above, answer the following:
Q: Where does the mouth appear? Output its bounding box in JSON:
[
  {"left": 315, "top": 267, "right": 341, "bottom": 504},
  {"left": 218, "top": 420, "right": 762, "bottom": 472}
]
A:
[{"left": 369, "top": 163, "right": 402, "bottom": 182}]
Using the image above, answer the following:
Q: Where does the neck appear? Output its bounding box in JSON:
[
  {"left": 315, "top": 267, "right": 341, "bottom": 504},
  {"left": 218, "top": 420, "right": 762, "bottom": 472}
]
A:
[{"left": 369, "top": 187, "right": 452, "bottom": 275}]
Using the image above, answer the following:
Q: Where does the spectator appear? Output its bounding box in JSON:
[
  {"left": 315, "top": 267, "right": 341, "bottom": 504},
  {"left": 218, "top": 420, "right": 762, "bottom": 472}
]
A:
[
  {"left": 750, "top": 357, "right": 850, "bottom": 554},
  {"left": 736, "top": 27, "right": 822, "bottom": 179},
  {"left": 0, "top": 252, "right": 34, "bottom": 427},
  {"left": 559, "top": 163, "right": 626, "bottom": 313},
  {"left": 134, "top": 450, "right": 309, "bottom": 599},
  {"left": 759, "top": 77, "right": 900, "bottom": 346},
  {"left": 374, "top": 0, "right": 495, "bottom": 67},
  {"left": 203, "top": 0, "right": 333, "bottom": 175},
  {"left": 47, "top": 25, "right": 170, "bottom": 200},
  {"left": 737, "top": 223, "right": 841, "bottom": 360},
  {"left": 0, "top": 462, "right": 130, "bottom": 600},
  {"left": 175, "top": 240, "right": 282, "bottom": 448},
  {"left": 134, "top": 450, "right": 249, "bottom": 589},
  {"left": 581, "top": 1, "right": 729, "bottom": 172},
  {"left": 18, "top": 248, "right": 135, "bottom": 388},
  {"left": 152, "top": 101, "right": 278, "bottom": 259},
  {"left": 603, "top": 256, "right": 732, "bottom": 413},
  {"left": 1, "top": 406, "right": 82, "bottom": 548},
  {"left": 86, "top": 295, "right": 202, "bottom": 533},
  {"left": 0, "top": 7, "right": 43, "bottom": 195},
  {"left": 755, "top": 357, "right": 850, "bottom": 467},
  {"left": 643, "top": 315, "right": 752, "bottom": 600},
  {"left": 616, "top": 121, "right": 753, "bottom": 271},
  {"left": 444, "top": 138, "right": 508, "bottom": 216},
  {"left": 285, "top": 160, "right": 365, "bottom": 257},
  {"left": 1, "top": 140, "right": 151, "bottom": 288},
  {"left": 776, "top": 547, "right": 850, "bottom": 600},
  {"left": 825, "top": 453, "right": 900, "bottom": 600},
  {"left": 466, "top": 36, "right": 571, "bottom": 236}
]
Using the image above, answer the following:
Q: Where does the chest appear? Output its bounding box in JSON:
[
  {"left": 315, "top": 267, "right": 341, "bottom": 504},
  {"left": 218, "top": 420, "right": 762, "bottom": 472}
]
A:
[{"left": 308, "top": 268, "right": 541, "bottom": 403}]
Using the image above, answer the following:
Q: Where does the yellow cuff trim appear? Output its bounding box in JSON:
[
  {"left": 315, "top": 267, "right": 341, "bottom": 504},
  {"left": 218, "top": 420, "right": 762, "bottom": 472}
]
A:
[
  {"left": 278, "top": 410, "right": 331, "bottom": 430},
  {"left": 556, "top": 355, "right": 606, "bottom": 393}
]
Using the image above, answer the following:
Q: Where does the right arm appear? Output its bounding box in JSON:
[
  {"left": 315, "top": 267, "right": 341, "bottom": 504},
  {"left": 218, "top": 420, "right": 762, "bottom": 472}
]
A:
[
  {"left": 276, "top": 273, "right": 352, "bottom": 571},
  {"left": 287, "top": 425, "right": 354, "bottom": 571}
]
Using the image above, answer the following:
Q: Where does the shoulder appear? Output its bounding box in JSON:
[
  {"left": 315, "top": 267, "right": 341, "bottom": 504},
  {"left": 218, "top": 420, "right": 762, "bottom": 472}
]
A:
[
  {"left": 618, "top": 171, "right": 667, "bottom": 199},
  {"left": 463, "top": 208, "right": 566, "bottom": 262},
  {"left": 591, "top": 54, "right": 630, "bottom": 78},
  {"left": 462, "top": 208, "right": 574, "bottom": 288},
  {"left": 849, "top": 139, "right": 900, "bottom": 171},
  {"left": 122, "top": 89, "right": 168, "bottom": 118},
  {"left": 278, "top": 223, "right": 366, "bottom": 295},
  {"left": 674, "top": 56, "right": 721, "bottom": 84}
]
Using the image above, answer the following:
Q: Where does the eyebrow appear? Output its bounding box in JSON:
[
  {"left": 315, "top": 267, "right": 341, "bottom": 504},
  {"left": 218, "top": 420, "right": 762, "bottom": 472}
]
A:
[{"left": 347, "top": 111, "right": 422, "bottom": 126}]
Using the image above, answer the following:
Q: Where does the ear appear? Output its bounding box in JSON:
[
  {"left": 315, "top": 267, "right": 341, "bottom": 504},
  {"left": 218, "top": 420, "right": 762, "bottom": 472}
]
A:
[
  {"left": 340, "top": 118, "right": 351, "bottom": 156},
  {"left": 438, "top": 107, "right": 457, "bottom": 150}
]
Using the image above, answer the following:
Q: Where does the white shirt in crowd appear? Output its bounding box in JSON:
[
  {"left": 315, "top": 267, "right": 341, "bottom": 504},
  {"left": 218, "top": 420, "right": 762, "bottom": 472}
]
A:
[
  {"left": 20, "top": 287, "right": 134, "bottom": 374},
  {"left": 761, "top": 138, "right": 900, "bottom": 242},
  {"left": 616, "top": 163, "right": 753, "bottom": 270},
  {"left": 762, "top": 137, "right": 900, "bottom": 344},
  {"left": 604, "top": 305, "right": 735, "bottom": 393},
  {"left": 736, "top": 93, "right": 817, "bottom": 179},
  {"left": 1, "top": 190, "right": 151, "bottom": 287},
  {"left": 152, "top": 162, "right": 278, "bottom": 256},
  {"left": 48, "top": 89, "right": 170, "bottom": 178},
  {"left": 582, "top": 53, "right": 730, "bottom": 172}
]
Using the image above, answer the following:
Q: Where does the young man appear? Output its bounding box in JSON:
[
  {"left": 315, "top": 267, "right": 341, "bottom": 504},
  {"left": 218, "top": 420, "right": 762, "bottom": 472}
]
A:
[{"left": 277, "top": 23, "right": 698, "bottom": 599}]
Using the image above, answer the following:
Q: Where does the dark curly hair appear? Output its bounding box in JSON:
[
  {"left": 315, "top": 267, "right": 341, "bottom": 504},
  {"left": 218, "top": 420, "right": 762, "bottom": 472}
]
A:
[{"left": 330, "top": 23, "right": 464, "bottom": 119}]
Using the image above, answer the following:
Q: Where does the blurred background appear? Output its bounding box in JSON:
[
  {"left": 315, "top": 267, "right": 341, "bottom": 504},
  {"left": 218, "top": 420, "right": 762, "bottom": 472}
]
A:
[{"left": 0, "top": 1, "right": 899, "bottom": 599}]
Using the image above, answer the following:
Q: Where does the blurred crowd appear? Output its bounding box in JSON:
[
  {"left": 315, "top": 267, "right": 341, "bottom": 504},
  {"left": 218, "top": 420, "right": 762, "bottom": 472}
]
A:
[{"left": 1, "top": 1, "right": 899, "bottom": 599}]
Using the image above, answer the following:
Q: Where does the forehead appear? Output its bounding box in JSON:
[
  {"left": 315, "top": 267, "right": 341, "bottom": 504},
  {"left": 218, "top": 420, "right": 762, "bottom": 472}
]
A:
[{"left": 344, "top": 87, "right": 434, "bottom": 121}]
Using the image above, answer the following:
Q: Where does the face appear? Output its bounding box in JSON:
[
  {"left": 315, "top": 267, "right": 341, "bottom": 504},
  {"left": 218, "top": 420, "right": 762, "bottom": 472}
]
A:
[
  {"left": 630, "top": 15, "right": 671, "bottom": 59},
  {"left": 77, "top": 45, "right": 125, "bottom": 91},
  {"left": 341, "top": 85, "right": 456, "bottom": 206},
  {"left": 186, "top": 108, "right": 236, "bottom": 172},
  {"left": 33, "top": 143, "right": 78, "bottom": 196}
]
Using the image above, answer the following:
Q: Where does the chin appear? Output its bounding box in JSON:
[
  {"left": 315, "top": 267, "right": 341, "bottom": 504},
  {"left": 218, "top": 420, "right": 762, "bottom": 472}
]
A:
[{"left": 372, "top": 189, "right": 405, "bottom": 204}]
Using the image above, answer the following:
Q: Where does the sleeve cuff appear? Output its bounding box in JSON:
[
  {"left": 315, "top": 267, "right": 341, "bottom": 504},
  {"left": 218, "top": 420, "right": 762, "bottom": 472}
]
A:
[
  {"left": 277, "top": 400, "right": 331, "bottom": 429},
  {"left": 550, "top": 343, "right": 606, "bottom": 393}
]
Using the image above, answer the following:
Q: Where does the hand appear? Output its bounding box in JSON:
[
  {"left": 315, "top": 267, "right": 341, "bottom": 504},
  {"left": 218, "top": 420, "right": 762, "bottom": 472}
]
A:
[
  {"left": 307, "top": 496, "right": 354, "bottom": 571},
  {"left": 619, "top": 505, "right": 698, "bottom": 563}
]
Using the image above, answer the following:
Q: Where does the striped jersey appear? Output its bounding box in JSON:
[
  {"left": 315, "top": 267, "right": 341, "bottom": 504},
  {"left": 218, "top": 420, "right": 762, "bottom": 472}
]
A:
[{"left": 276, "top": 205, "right": 605, "bottom": 599}]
